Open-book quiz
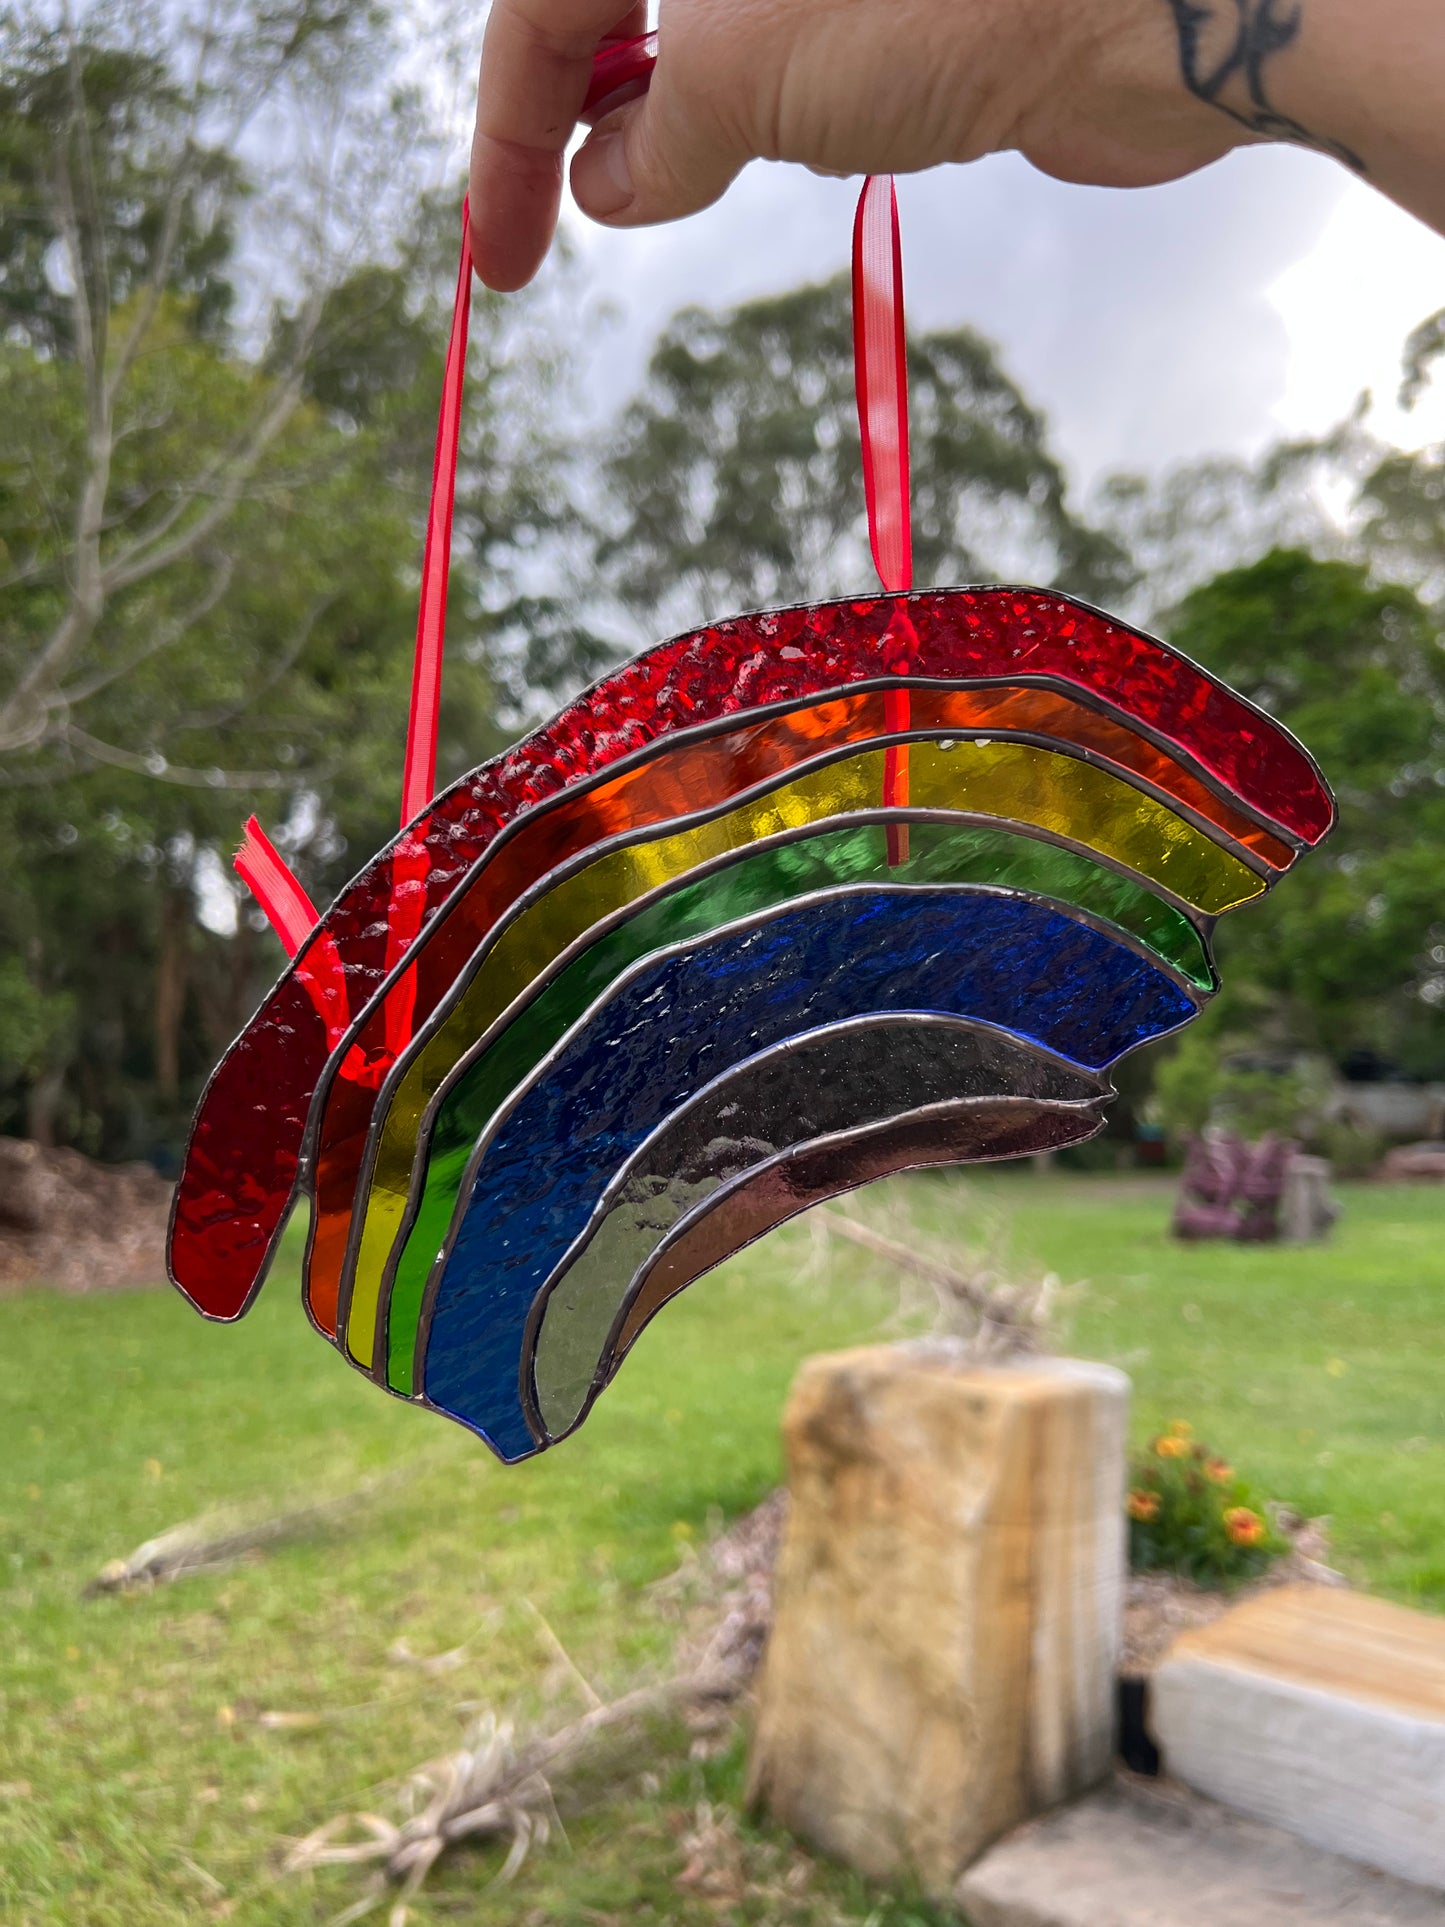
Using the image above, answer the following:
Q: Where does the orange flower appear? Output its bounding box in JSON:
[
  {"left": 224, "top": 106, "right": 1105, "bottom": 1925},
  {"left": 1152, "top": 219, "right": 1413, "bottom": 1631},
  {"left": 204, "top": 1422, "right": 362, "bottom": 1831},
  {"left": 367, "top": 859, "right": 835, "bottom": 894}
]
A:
[
  {"left": 1168, "top": 1420, "right": 1194, "bottom": 1440},
  {"left": 1224, "top": 1506, "right": 1266, "bottom": 1547},
  {"left": 1205, "top": 1458, "right": 1234, "bottom": 1485},
  {"left": 1154, "top": 1435, "right": 1190, "bottom": 1460},
  {"left": 1127, "top": 1490, "right": 1161, "bottom": 1523}
]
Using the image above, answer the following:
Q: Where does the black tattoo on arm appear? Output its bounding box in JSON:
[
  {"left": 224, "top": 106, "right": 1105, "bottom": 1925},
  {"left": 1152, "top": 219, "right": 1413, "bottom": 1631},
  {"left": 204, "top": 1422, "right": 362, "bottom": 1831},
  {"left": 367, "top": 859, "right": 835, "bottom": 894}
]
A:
[{"left": 1165, "top": 1, "right": 1366, "bottom": 172}]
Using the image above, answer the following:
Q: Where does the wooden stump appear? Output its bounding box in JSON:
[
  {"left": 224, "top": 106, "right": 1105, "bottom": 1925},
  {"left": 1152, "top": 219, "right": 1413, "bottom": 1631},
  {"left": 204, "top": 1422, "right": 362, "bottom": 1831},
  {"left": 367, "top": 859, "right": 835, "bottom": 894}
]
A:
[{"left": 746, "top": 1346, "right": 1128, "bottom": 1893}]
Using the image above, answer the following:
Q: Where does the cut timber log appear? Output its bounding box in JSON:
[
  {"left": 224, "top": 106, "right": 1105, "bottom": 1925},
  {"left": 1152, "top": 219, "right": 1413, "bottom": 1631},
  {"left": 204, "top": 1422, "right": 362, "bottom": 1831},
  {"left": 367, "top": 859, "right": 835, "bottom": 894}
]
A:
[
  {"left": 1152, "top": 1585, "right": 1445, "bottom": 1891},
  {"left": 747, "top": 1347, "right": 1128, "bottom": 1893}
]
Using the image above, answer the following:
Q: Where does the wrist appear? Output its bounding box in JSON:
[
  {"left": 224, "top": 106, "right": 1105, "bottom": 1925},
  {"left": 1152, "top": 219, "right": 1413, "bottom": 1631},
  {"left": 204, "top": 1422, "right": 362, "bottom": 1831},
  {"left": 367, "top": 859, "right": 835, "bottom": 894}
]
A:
[
  {"left": 1004, "top": 0, "right": 1251, "bottom": 191},
  {"left": 1162, "top": 0, "right": 1364, "bottom": 170}
]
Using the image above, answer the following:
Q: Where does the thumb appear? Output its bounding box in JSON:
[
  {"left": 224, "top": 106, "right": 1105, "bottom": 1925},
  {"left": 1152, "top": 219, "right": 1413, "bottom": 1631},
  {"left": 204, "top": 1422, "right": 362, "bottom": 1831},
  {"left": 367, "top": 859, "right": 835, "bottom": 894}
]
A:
[{"left": 570, "top": 76, "right": 743, "bottom": 227}]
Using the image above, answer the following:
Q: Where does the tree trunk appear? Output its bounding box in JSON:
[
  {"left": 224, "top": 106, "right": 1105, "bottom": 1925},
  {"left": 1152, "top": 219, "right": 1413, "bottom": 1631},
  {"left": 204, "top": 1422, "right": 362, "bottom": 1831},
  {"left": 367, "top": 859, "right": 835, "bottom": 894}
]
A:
[
  {"left": 154, "top": 890, "right": 190, "bottom": 1103},
  {"left": 26, "top": 1063, "right": 68, "bottom": 1147}
]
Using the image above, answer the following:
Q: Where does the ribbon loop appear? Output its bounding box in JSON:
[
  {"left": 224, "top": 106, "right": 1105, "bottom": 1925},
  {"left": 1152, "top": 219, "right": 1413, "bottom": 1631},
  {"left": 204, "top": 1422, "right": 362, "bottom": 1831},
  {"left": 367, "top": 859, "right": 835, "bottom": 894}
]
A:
[
  {"left": 853, "top": 176, "right": 914, "bottom": 861},
  {"left": 853, "top": 176, "right": 912, "bottom": 596}
]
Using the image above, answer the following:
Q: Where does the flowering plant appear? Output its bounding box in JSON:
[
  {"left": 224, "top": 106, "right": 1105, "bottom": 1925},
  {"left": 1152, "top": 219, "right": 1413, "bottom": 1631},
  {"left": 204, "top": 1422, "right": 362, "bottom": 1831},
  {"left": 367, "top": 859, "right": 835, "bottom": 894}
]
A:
[{"left": 1126, "top": 1422, "right": 1286, "bottom": 1585}]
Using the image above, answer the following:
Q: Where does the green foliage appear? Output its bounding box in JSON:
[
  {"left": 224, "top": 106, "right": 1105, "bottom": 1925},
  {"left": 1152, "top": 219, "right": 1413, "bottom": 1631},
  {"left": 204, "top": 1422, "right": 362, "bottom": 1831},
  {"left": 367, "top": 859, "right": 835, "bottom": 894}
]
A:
[
  {"left": 0, "top": 29, "right": 241, "bottom": 355},
  {"left": 0, "top": 10, "right": 571, "bottom": 1156},
  {"left": 1316, "top": 1115, "right": 1388, "bottom": 1180},
  {"left": 599, "top": 276, "right": 1133, "bottom": 640},
  {"left": 1127, "top": 1422, "right": 1286, "bottom": 1587},
  {"left": 1149, "top": 1028, "right": 1333, "bottom": 1143},
  {"left": 1166, "top": 549, "right": 1445, "bottom": 1078},
  {"left": 1399, "top": 306, "right": 1445, "bottom": 412},
  {"left": 0, "top": 952, "right": 72, "bottom": 1082}
]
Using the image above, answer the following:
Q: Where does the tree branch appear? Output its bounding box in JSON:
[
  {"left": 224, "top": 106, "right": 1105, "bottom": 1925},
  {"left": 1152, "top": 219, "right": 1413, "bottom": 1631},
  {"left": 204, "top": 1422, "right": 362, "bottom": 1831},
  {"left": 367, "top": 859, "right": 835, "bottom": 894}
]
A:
[
  {"left": 161, "top": 589, "right": 331, "bottom": 734},
  {"left": 61, "top": 722, "right": 289, "bottom": 789},
  {"left": 101, "top": 366, "right": 308, "bottom": 593},
  {"left": 5, "top": 32, "right": 116, "bottom": 739},
  {"left": 59, "top": 552, "right": 236, "bottom": 704}
]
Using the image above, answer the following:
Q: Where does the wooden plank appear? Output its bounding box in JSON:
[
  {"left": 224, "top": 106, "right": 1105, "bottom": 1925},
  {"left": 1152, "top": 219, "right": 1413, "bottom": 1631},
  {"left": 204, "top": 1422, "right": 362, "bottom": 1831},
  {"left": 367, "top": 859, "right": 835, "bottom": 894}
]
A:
[{"left": 1153, "top": 1585, "right": 1445, "bottom": 1891}]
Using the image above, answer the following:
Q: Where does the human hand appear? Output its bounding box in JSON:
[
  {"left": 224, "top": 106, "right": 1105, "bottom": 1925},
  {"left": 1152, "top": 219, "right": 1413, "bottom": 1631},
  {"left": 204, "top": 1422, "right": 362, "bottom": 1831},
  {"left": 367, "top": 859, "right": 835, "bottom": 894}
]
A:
[
  {"left": 474, "top": 0, "right": 1445, "bottom": 292},
  {"left": 468, "top": 0, "right": 1257, "bottom": 290}
]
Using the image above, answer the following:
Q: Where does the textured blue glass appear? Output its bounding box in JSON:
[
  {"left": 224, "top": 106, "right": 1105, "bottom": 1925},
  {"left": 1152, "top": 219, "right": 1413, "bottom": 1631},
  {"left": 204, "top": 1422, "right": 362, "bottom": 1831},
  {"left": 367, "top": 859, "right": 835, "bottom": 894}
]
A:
[{"left": 420, "top": 888, "right": 1196, "bottom": 1457}]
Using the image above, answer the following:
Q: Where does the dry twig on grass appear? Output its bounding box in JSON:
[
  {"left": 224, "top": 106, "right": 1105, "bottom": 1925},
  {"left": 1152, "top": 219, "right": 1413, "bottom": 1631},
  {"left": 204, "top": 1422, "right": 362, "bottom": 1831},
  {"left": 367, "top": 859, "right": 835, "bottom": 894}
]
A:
[
  {"left": 83, "top": 1479, "right": 398, "bottom": 1596},
  {"left": 818, "top": 1206, "right": 1060, "bottom": 1358},
  {"left": 284, "top": 1677, "right": 738, "bottom": 1925},
  {"left": 283, "top": 1497, "right": 781, "bottom": 1923}
]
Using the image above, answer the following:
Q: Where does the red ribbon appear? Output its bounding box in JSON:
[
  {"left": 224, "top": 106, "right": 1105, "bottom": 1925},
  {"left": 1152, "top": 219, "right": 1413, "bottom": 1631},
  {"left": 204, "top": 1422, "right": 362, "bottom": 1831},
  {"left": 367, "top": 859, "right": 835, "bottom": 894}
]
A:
[
  {"left": 237, "top": 204, "right": 475, "bottom": 1057},
  {"left": 582, "top": 30, "right": 660, "bottom": 122},
  {"left": 400, "top": 201, "right": 472, "bottom": 828},
  {"left": 852, "top": 175, "right": 914, "bottom": 864},
  {"left": 234, "top": 818, "right": 350, "bottom": 1049},
  {"left": 234, "top": 816, "right": 318, "bottom": 957}
]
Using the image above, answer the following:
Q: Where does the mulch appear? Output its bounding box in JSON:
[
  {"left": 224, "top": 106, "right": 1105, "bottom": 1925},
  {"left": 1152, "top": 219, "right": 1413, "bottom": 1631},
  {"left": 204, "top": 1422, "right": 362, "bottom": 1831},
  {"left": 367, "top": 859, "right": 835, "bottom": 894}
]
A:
[
  {"left": 0, "top": 1136, "right": 172, "bottom": 1293},
  {"left": 1122, "top": 1515, "right": 1345, "bottom": 1674}
]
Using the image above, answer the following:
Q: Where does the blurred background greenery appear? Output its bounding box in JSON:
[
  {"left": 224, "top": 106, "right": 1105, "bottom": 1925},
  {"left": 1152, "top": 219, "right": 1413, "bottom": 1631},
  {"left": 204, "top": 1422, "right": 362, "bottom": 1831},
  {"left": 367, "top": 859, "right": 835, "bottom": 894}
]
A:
[{"left": 2, "top": 0, "right": 1443, "bottom": 1164}]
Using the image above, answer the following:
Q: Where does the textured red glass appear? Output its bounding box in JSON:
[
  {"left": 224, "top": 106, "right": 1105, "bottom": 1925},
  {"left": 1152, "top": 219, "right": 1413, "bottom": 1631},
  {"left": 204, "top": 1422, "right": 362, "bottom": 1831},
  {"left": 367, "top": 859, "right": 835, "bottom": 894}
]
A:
[{"left": 168, "top": 587, "right": 1333, "bottom": 1322}]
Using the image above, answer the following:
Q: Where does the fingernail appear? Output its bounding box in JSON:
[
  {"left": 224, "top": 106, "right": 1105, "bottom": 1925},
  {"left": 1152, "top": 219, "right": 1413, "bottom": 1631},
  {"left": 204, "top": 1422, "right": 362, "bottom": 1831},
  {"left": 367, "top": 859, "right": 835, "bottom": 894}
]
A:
[{"left": 573, "top": 131, "right": 633, "bottom": 219}]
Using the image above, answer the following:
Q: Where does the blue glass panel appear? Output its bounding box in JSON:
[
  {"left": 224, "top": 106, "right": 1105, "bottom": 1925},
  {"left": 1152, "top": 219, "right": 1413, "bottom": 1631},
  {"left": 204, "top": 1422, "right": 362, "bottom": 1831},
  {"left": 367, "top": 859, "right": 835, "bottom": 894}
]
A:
[{"left": 420, "top": 887, "right": 1196, "bottom": 1457}]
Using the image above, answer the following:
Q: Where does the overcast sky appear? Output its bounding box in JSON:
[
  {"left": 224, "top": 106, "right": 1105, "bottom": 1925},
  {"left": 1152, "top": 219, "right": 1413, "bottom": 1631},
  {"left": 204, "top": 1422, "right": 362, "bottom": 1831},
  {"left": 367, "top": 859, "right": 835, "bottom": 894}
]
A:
[{"left": 555, "top": 142, "right": 1445, "bottom": 492}]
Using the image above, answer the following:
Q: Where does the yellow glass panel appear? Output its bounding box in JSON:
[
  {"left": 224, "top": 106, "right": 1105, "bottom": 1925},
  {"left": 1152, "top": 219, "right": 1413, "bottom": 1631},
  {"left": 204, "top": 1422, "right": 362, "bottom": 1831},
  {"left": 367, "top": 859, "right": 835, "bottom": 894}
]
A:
[{"left": 342, "top": 737, "right": 1260, "bottom": 1366}]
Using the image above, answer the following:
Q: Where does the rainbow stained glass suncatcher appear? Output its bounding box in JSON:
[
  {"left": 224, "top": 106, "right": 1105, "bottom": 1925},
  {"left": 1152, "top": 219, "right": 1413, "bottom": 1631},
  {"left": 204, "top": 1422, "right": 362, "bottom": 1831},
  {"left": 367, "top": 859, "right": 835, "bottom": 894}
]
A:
[
  {"left": 171, "top": 587, "right": 1334, "bottom": 1461},
  {"left": 167, "top": 132, "right": 1335, "bottom": 1464}
]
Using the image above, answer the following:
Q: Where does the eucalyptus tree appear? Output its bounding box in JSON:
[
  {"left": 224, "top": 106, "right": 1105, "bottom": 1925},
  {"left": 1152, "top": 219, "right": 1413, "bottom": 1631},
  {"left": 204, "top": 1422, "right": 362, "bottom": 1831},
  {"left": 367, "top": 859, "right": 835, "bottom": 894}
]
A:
[
  {"left": 0, "top": 3, "right": 571, "bottom": 1152},
  {"left": 595, "top": 274, "right": 1134, "bottom": 646}
]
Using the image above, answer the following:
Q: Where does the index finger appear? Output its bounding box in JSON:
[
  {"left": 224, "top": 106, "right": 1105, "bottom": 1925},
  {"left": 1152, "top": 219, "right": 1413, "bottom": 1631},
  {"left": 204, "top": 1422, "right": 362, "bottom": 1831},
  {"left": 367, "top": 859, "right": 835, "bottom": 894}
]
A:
[{"left": 470, "top": 0, "right": 648, "bottom": 290}]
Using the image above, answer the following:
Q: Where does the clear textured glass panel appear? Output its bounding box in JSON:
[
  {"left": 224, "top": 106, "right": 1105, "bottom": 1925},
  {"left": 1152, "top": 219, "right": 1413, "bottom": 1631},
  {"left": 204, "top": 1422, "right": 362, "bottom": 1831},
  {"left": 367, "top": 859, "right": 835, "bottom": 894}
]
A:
[
  {"left": 605, "top": 1096, "right": 1104, "bottom": 1408},
  {"left": 527, "top": 1015, "right": 1108, "bottom": 1438}
]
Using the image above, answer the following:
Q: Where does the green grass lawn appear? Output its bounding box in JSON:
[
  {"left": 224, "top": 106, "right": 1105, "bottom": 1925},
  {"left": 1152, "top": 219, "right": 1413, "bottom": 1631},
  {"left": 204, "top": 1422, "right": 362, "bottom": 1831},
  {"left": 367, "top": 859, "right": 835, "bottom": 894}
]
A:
[
  {"left": 960, "top": 1171, "right": 1445, "bottom": 1604},
  {"left": 2, "top": 1174, "right": 1442, "bottom": 1925}
]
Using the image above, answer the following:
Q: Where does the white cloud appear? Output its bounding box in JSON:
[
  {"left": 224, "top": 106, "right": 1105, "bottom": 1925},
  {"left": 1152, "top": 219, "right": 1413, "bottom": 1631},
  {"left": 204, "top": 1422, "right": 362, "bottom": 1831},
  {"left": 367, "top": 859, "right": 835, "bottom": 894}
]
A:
[
  {"left": 561, "top": 142, "right": 1442, "bottom": 488},
  {"left": 1268, "top": 175, "right": 1445, "bottom": 450}
]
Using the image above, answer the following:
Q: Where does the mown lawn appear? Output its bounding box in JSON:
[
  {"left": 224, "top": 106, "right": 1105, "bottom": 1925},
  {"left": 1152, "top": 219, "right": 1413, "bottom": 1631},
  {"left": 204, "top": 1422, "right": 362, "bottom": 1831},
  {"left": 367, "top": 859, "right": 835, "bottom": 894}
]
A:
[
  {"left": 955, "top": 1171, "right": 1445, "bottom": 1604},
  {"left": 2, "top": 1174, "right": 1442, "bottom": 1925}
]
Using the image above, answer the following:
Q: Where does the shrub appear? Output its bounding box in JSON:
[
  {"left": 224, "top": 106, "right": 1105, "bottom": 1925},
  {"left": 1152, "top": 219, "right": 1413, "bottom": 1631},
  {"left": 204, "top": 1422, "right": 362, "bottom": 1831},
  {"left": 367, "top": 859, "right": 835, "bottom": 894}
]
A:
[
  {"left": 1150, "top": 1031, "right": 1333, "bottom": 1145},
  {"left": 1316, "top": 1116, "right": 1387, "bottom": 1179},
  {"left": 1126, "top": 1422, "right": 1287, "bottom": 1586}
]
